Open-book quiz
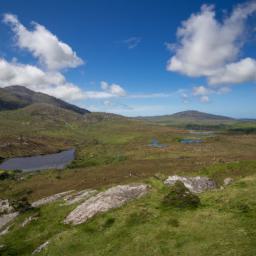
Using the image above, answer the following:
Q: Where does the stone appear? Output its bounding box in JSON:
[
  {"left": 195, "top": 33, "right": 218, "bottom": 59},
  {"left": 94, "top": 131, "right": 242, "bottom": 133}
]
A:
[
  {"left": 164, "top": 175, "right": 216, "bottom": 193},
  {"left": 0, "top": 212, "right": 19, "bottom": 231},
  {"left": 32, "top": 190, "right": 74, "bottom": 207},
  {"left": 0, "top": 199, "right": 14, "bottom": 215},
  {"left": 32, "top": 241, "right": 49, "bottom": 255},
  {"left": 21, "top": 215, "right": 38, "bottom": 227},
  {"left": 64, "top": 189, "right": 97, "bottom": 205},
  {"left": 224, "top": 177, "right": 233, "bottom": 186},
  {"left": 64, "top": 184, "right": 148, "bottom": 225}
]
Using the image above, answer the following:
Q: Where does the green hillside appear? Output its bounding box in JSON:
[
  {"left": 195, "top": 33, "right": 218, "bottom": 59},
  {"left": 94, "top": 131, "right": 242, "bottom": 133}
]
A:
[{"left": 0, "top": 86, "right": 89, "bottom": 114}]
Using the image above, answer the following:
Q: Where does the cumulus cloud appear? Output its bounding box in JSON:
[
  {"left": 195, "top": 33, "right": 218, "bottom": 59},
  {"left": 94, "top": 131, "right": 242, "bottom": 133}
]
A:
[
  {"left": 100, "top": 81, "right": 127, "bottom": 96},
  {"left": 192, "top": 84, "right": 231, "bottom": 103},
  {"left": 208, "top": 57, "right": 256, "bottom": 84},
  {"left": 0, "top": 58, "right": 87, "bottom": 100},
  {"left": 167, "top": 2, "right": 256, "bottom": 86},
  {"left": 0, "top": 58, "right": 128, "bottom": 101},
  {"left": 192, "top": 85, "right": 211, "bottom": 96},
  {"left": 0, "top": 14, "right": 129, "bottom": 102},
  {"left": 3, "top": 13, "right": 83, "bottom": 70}
]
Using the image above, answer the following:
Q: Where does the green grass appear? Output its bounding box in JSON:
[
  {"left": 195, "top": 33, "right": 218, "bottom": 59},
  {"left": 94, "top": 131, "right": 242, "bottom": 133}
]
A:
[
  {"left": 1, "top": 106, "right": 256, "bottom": 255},
  {"left": 1, "top": 174, "right": 256, "bottom": 256}
]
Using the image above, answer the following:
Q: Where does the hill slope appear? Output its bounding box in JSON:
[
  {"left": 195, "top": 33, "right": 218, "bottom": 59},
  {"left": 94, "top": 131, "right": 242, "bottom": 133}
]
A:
[
  {"left": 0, "top": 85, "right": 90, "bottom": 115},
  {"left": 170, "top": 110, "right": 234, "bottom": 120},
  {"left": 138, "top": 110, "right": 236, "bottom": 127}
]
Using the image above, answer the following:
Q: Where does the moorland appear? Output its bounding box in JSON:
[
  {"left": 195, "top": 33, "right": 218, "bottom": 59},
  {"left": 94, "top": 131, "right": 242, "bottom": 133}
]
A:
[{"left": 0, "top": 86, "right": 256, "bottom": 255}]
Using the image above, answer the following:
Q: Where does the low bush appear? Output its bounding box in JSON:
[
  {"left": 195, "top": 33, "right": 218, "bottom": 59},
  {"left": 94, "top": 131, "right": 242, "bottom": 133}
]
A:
[{"left": 162, "top": 181, "right": 200, "bottom": 209}]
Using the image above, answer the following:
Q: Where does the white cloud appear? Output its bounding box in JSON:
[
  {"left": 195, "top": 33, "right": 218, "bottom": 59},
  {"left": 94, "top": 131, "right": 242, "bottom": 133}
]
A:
[
  {"left": 123, "top": 37, "right": 141, "bottom": 49},
  {"left": 0, "top": 58, "right": 128, "bottom": 101},
  {"left": 192, "top": 84, "right": 231, "bottom": 103},
  {"left": 0, "top": 14, "right": 129, "bottom": 102},
  {"left": 192, "top": 85, "right": 211, "bottom": 103},
  {"left": 209, "top": 57, "right": 256, "bottom": 84},
  {"left": 3, "top": 13, "right": 83, "bottom": 70},
  {"left": 192, "top": 85, "right": 212, "bottom": 96},
  {"left": 200, "top": 95, "right": 209, "bottom": 103},
  {"left": 0, "top": 58, "right": 85, "bottom": 100},
  {"left": 100, "top": 81, "right": 126, "bottom": 96},
  {"left": 167, "top": 2, "right": 256, "bottom": 86},
  {"left": 128, "top": 92, "right": 175, "bottom": 99}
]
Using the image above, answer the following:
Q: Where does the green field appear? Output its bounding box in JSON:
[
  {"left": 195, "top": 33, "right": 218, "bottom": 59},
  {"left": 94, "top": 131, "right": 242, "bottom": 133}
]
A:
[{"left": 1, "top": 105, "right": 256, "bottom": 255}]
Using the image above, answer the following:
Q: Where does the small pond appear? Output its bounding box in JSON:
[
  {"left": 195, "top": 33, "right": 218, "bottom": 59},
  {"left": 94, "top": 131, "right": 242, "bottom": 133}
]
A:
[
  {"left": 189, "top": 131, "right": 215, "bottom": 136},
  {"left": 148, "top": 138, "right": 167, "bottom": 148},
  {"left": 180, "top": 139, "right": 203, "bottom": 144},
  {"left": 0, "top": 149, "right": 75, "bottom": 172}
]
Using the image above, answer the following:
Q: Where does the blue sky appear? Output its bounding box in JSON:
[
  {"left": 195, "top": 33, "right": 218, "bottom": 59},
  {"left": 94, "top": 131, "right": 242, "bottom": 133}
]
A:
[{"left": 0, "top": 0, "right": 255, "bottom": 117}]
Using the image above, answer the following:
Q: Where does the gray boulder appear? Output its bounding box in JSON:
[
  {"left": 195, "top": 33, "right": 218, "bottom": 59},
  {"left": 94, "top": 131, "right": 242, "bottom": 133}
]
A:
[
  {"left": 64, "top": 189, "right": 97, "bottom": 205},
  {"left": 164, "top": 175, "right": 216, "bottom": 193},
  {"left": 64, "top": 184, "right": 148, "bottom": 225},
  {"left": 0, "top": 199, "right": 14, "bottom": 215},
  {"left": 0, "top": 212, "right": 19, "bottom": 232},
  {"left": 32, "top": 190, "right": 74, "bottom": 207}
]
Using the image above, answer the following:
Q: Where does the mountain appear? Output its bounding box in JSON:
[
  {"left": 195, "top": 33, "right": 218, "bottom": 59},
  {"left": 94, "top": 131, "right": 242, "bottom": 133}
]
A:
[
  {"left": 168, "top": 110, "right": 234, "bottom": 120},
  {"left": 137, "top": 110, "right": 236, "bottom": 127},
  {"left": 0, "top": 85, "right": 90, "bottom": 115}
]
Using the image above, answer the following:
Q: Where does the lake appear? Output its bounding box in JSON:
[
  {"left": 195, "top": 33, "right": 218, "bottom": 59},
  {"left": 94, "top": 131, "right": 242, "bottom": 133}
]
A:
[
  {"left": 180, "top": 139, "right": 203, "bottom": 144},
  {"left": 0, "top": 149, "right": 75, "bottom": 172}
]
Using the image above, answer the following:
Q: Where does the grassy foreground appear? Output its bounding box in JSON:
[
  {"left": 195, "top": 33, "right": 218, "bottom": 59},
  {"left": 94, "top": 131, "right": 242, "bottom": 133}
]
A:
[{"left": 1, "top": 161, "right": 256, "bottom": 256}]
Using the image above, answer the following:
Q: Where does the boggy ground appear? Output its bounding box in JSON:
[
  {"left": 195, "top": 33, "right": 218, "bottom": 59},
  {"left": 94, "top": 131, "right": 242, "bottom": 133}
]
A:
[{"left": 1, "top": 107, "right": 256, "bottom": 201}]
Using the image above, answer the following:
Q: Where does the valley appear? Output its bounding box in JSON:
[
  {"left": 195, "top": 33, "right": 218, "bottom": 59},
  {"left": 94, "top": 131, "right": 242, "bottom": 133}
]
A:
[{"left": 0, "top": 86, "right": 256, "bottom": 255}]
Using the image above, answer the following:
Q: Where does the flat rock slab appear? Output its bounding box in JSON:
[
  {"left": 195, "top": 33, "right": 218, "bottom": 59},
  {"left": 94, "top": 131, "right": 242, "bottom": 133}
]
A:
[
  {"left": 64, "top": 189, "right": 97, "bottom": 205},
  {"left": 32, "top": 190, "right": 74, "bottom": 207},
  {"left": 0, "top": 212, "right": 19, "bottom": 231},
  {"left": 164, "top": 175, "right": 216, "bottom": 193},
  {"left": 64, "top": 184, "right": 148, "bottom": 225}
]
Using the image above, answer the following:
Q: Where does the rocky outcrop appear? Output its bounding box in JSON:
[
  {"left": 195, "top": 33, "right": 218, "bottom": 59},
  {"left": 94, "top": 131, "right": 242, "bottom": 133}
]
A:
[
  {"left": 64, "top": 184, "right": 149, "bottom": 225},
  {"left": 32, "top": 241, "right": 49, "bottom": 255},
  {"left": 0, "top": 199, "right": 18, "bottom": 235},
  {"left": 21, "top": 215, "right": 38, "bottom": 227},
  {"left": 0, "top": 212, "right": 18, "bottom": 231},
  {"left": 0, "top": 199, "right": 14, "bottom": 215},
  {"left": 32, "top": 191, "right": 74, "bottom": 207},
  {"left": 64, "top": 189, "right": 97, "bottom": 205},
  {"left": 164, "top": 175, "right": 216, "bottom": 193}
]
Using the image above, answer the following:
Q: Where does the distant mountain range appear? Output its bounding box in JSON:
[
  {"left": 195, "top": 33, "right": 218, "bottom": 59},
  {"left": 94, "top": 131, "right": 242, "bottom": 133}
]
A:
[
  {"left": 0, "top": 85, "right": 90, "bottom": 115},
  {"left": 158, "top": 110, "right": 233, "bottom": 120},
  {"left": 136, "top": 110, "right": 248, "bottom": 127},
  {"left": 0, "top": 86, "right": 254, "bottom": 125},
  {"left": 139, "top": 110, "right": 234, "bottom": 121}
]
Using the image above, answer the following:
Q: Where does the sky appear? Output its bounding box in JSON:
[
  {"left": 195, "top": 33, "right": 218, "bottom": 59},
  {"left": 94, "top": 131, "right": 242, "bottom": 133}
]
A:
[{"left": 0, "top": 0, "right": 256, "bottom": 118}]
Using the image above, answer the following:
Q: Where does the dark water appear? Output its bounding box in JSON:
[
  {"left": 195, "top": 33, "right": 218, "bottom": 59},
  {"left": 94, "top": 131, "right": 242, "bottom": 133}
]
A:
[
  {"left": 189, "top": 131, "right": 214, "bottom": 135},
  {"left": 180, "top": 139, "right": 203, "bottom": 144},
  {"left": 149, "top": 138, "right": 167, "bottom": 148},
  {"left": 0, "top": 149, "right": 75, "bottom": 172}
]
